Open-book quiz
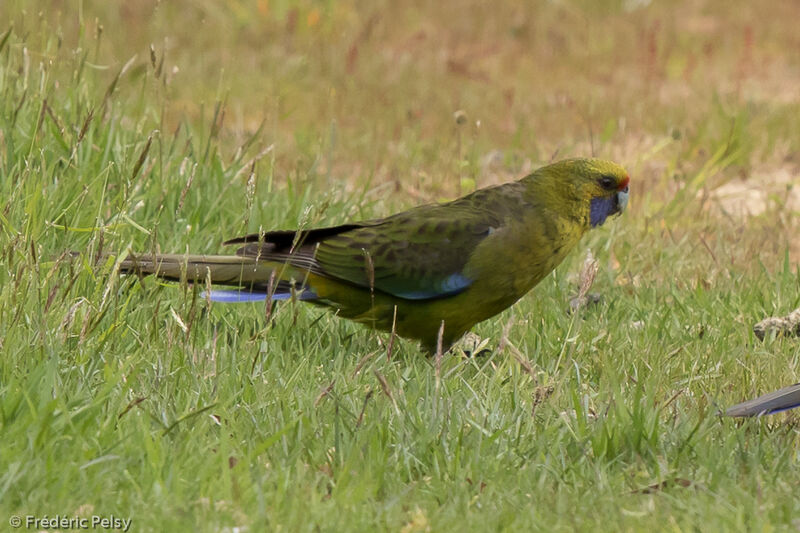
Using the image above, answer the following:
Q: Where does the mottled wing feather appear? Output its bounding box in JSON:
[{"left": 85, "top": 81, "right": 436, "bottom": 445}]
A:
[
  {"left": 228, "top": 182, "right": 528, "bottom": 300},
  {"left": 224, "top": 224, "right": 367, "bottom": 248},
  {"left": 314, "top": 206, "right": 495, "bottom": 299}
]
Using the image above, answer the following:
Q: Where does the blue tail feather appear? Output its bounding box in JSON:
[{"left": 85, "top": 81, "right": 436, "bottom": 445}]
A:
[{"left": 206, "top": 289, "right": 317, "bottom": 303}]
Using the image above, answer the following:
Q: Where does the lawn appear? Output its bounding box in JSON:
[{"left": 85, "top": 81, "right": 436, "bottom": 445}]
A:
[{"left": 2, "top": 1, "right": 800, "bottom": 531}]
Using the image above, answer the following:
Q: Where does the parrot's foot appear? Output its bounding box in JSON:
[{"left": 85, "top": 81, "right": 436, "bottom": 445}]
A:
[
  {"left": 421, "top": 346, "right": 493, "bottom": 358},
  {"left": 420, "top": 332, "right": 493, "bottom": 358},
  {"left": 463, "top": 348, "right": 494, "bottom": 358},
  {"left": 455, "top": 332, "right": 493, "bottom": 358}
]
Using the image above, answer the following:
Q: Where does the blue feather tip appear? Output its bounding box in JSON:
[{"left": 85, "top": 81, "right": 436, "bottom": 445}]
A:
[
  {"left": 206, "top": 289, "right": 318, "bottom": 303},
  {"left": 206, "top": 290, "right": 269, "bottom": 303}
]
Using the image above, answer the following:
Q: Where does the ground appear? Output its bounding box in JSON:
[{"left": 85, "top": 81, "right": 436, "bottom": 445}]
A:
[{"left": 1, "top": 0, "right": 800, "bottom": 531}]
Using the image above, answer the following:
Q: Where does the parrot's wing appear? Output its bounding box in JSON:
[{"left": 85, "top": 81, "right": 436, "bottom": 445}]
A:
[
  {"left": 313, "top": 207, "right": 497, "bottom": 299},
  {"left": 725, "top": 383, "right": 800, "bottom": 417},
  {"left": 228, "top": 205, "right": 501, "bottom": 300},
  {"left": 224, "top": 223, "right": 366, "bottom": 248}
]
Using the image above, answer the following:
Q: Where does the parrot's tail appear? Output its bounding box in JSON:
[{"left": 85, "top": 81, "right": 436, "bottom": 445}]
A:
[
  {"left": 115, "top": 253, "right": 317, "bottom": 303},
  {"left": 725, "top": 382, "right": 800, "bottom": 417},
  {"left": 118, "top": 253, "right": 270, "bottom": 285}
]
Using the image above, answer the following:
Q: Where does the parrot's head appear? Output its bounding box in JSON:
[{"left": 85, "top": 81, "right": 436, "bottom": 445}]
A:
[
  {"left": 583, "top": 159, "right": 630, "bottom": 227},
  {"left": 535, "top": 158, "right": 630, "bottom": 228}
]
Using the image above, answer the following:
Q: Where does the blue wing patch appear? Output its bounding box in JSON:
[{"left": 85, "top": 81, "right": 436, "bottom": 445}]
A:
[{"left": 391, "top": 272, "right": 473, "bottom": 300}]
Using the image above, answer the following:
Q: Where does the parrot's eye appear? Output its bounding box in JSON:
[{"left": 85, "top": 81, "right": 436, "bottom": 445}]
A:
[{"left": 598, "top": 175, "right": 617, "bottom": 191}]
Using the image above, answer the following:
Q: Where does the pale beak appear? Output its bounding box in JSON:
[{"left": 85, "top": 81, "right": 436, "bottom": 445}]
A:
[{"left": 616, "top": 185, "right": 629, "bottom": 213}]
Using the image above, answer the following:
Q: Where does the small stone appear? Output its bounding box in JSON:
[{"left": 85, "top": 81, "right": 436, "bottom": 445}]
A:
[{"left": 753, "top": 308, "right": 800, "bottom": 341}]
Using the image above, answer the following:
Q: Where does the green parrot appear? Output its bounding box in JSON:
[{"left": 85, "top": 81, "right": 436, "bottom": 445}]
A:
[{"left": 117, "top": 157, "right": 630, "bottom": 352}]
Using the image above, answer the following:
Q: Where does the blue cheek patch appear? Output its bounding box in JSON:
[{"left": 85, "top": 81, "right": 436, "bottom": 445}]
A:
[{"left": 590, "top": 196, "right": 616, "bottom": 227}]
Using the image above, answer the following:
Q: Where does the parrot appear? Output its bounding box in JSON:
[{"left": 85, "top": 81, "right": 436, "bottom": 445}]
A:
[
  {"left": 725, "top": 383, "right": 800, "bottom": 417},
  {"left": 115, "top": 157, "right": 630, "bottom": 353}
]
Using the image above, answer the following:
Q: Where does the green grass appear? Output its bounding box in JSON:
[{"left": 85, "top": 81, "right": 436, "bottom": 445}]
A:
[{"left": 2, "top": 1, "right": 800, "bottom": 531}]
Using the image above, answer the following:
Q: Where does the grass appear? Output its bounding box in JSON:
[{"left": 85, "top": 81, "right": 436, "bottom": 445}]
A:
[{"left": 2, "top": 0, "right": 800, "bottom": 531}]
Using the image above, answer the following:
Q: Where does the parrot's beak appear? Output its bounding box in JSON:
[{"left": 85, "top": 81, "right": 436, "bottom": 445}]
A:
[{"left": 616, "top": 185, "right": 629, "bottom": 214}]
